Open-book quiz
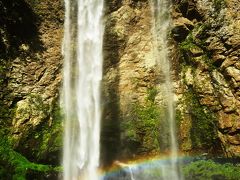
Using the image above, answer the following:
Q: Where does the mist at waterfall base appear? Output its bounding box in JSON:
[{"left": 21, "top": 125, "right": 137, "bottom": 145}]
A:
[{"left": 62, "top": 0, "right": 183, "bottom": 179}]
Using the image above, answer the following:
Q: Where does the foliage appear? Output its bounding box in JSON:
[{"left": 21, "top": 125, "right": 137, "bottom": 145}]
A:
[
  {"left": 146, "top": 88, "right": 158, "bottom": 103},
  {"left": 133, "top": 100, "right": 161, "bottom": 135},
  {"left": 179, "top": 23, "right": 219, "bottom": 71},
  {"left": 184, "top": 89, "right": 218, "bottom": 149},
  {"left": 183, "top": 160, "right": 240, "bottom": 180},
  {"left": 29, "top": 100, "right": 63, "bottom": 162},
  {"left": 39, "top": 106, "right": 63, "bottom": 157},
  {"left": 175, "top": 109, "right": 182, "bottom": 133},
  {"left": 0, "top": 63, "right": 5, "bottom": 84},
  {"left": 0, "top": 132, "right": 61, "bottom": 179},
  {"left": 179, "top": 32, "right": 195, "bottom": 51},
  {"left": 213, "top": 0, "right": 226, "bottom": 12},
  {"left": 122, "top": 88, "right": 162, "bottom": 152},
  {"left": 179, "top": 23, "right": 209, "bottom": 51},
  {"left": 178, "top": 17, "right": 220, "bottom": 151},
  {"left": 0, "top": 97, "right": 63, "bottom": 179}
]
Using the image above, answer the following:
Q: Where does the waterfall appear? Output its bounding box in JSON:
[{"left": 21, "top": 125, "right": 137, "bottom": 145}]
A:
[
  {"left": 62, "top": 0, "right": 104, "bottom": 179},
  {"left": 151, "top": 0, "right": 183, "bottom": 179}
]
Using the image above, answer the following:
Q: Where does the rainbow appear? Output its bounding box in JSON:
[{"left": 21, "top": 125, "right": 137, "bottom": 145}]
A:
[{"left": 99, "top": 154, "right": 190, "bottom": 179}]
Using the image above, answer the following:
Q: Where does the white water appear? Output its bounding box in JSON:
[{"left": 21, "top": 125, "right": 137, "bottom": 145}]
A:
[
  {"left": 113, "top": 161, "right": 135, "bottom": 180},
  {"left": 151, "top": 0, "right": 182, "bottom": 179},
  {"left": 129, "top": 167, "right": 135, "bottom": 180},
  {"left": 62, "top": 0, "right": 104, "bottom": 179}
]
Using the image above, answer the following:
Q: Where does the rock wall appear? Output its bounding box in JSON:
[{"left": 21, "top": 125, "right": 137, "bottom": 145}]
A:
[
  {"left": 172, "top": 0, "right": 240, "bottom": 156},
  {"left": 0, "top": 0, "right": 239, "bottom": 177},
  {"left": 102, "top": 0, "right": 240, "bottom": 161},
  {"left": 101, "top": 0, "right": 164, "bottom": 165},
  {"left": 0, "top": 0, "right": 64, "bottom": 166}
]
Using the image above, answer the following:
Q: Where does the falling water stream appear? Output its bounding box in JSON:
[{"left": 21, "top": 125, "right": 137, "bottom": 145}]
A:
[
  {"left": 151, "top": 0, "right": 182, "bottom": 179},
  {"left": 62, "top": 0, "right": 182, "bottom": 179},
  {"left": 62, "top": 0, "right": 104, "bottom": 179}
]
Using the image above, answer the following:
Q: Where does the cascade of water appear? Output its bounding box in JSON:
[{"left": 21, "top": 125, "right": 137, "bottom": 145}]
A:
[
  {"left": 62, "top": 0, "right": 104, "bottom": 179},
  {"left": 151, "top": 0, "right": 182, "bottom": 179}
]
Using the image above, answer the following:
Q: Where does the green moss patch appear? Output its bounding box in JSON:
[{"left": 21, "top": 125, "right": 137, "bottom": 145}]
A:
[
  {"left": 122, "top": 88, "right": 163, "bottom": 153},
  {"left": 0, "top": 133, "right": 61, "bottom": 179},
  {"left": 29, "top": 100, "right": 63, "bottom": 163},
  {"left": 184, "top": 89, "right": 218, "bottom": 150}
]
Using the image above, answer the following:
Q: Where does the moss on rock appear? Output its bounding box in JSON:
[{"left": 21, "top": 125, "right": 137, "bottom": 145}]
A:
[
  {"left": 121, "top": 88, "right": 162, "bottom": 155},
  {"left": 183, "top": 89, "right": 219, "bottom": 151},
  {"left": 0, "top": 130, "right": 61, "bottom": 179},
  {"left": 11, "top": 95, "right": 63, "bottom": 164}
]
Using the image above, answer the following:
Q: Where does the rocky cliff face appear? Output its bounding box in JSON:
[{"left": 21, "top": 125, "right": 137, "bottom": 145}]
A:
[
  {"left": 102, "top": 0, "right": 165, "bottom": 165},
  {"left": 101, "top": 0, "right": 240, "bottom": 162},
  {"left": 172, "top": 0, "right": 240, "bottom": 157},
  {"left": 0, "top": 0, "right": 239, "bottom": 177},
  {"left": 0, "top": 0, "right": 64, "bottom": 167}
]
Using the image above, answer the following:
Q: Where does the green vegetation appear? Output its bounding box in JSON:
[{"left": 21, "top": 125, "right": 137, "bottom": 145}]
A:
[
  {"left": 213, "top": 0, "right": 226, "bottom": 12},
  {"left": 179, "top": 23, "right": 209, "bottom": 51},
  {"left": 175, "top": 109, "right": 182, "bottom": 133},
  {"left": 0, "top": 132, "right": 61, "bottom": 179},
  {"left": 0, "top": 96, "right": 63, "bottom": 179},
  {"left": 0, "top": 63, "right": 5, "bottom": 84},
  {"left": 15, "top": 96, "right": 63, "bottom": 162},
  {"left": 183, "top": 160, "right": 240, "bottom": 180},
  {"left": 122, "top": 88, "right": 162, "bottom": 152},
  {"left": 112, "top": 159, "right": 240, "bottom": 179},
  {"left": 32, "top": 103, "right": 63, "bottom": 160},
  {"left": 184, "top": 89, "right": 218, "bottom": 149},
  {"left": 146, "top": 88, "right": 158, "bottom": 103},
  {"left": 178, "top": 16, "right": 221, "bottom": 152},
  {"left": 137, "top": 159, "right": 240, "bottom": 179},
  {"left": 179, "top": 32, "right": 196, "bottom": 51},
  {"left": 179, "top": 23, "right": 220, "bottom": 71}
]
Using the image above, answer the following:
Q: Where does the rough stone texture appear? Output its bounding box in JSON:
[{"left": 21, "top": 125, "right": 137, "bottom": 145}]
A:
[
  {"left": 0, "top": 0, "right": 64, "bottom": 164},
  {"left": 0, "top": 0, "right": 239, "bottom": 172},
  {"left": 12, "top": 95, "right": 48, "bottom": 144},
  {"left": 173, "top": 0, "right": 240, "bottom": 156},
  {"left": 101, "top": 0, "right": 163, "bottom": 165},
  {"left": 102, "top": 0, "right": 240, "bottom": 161}
]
